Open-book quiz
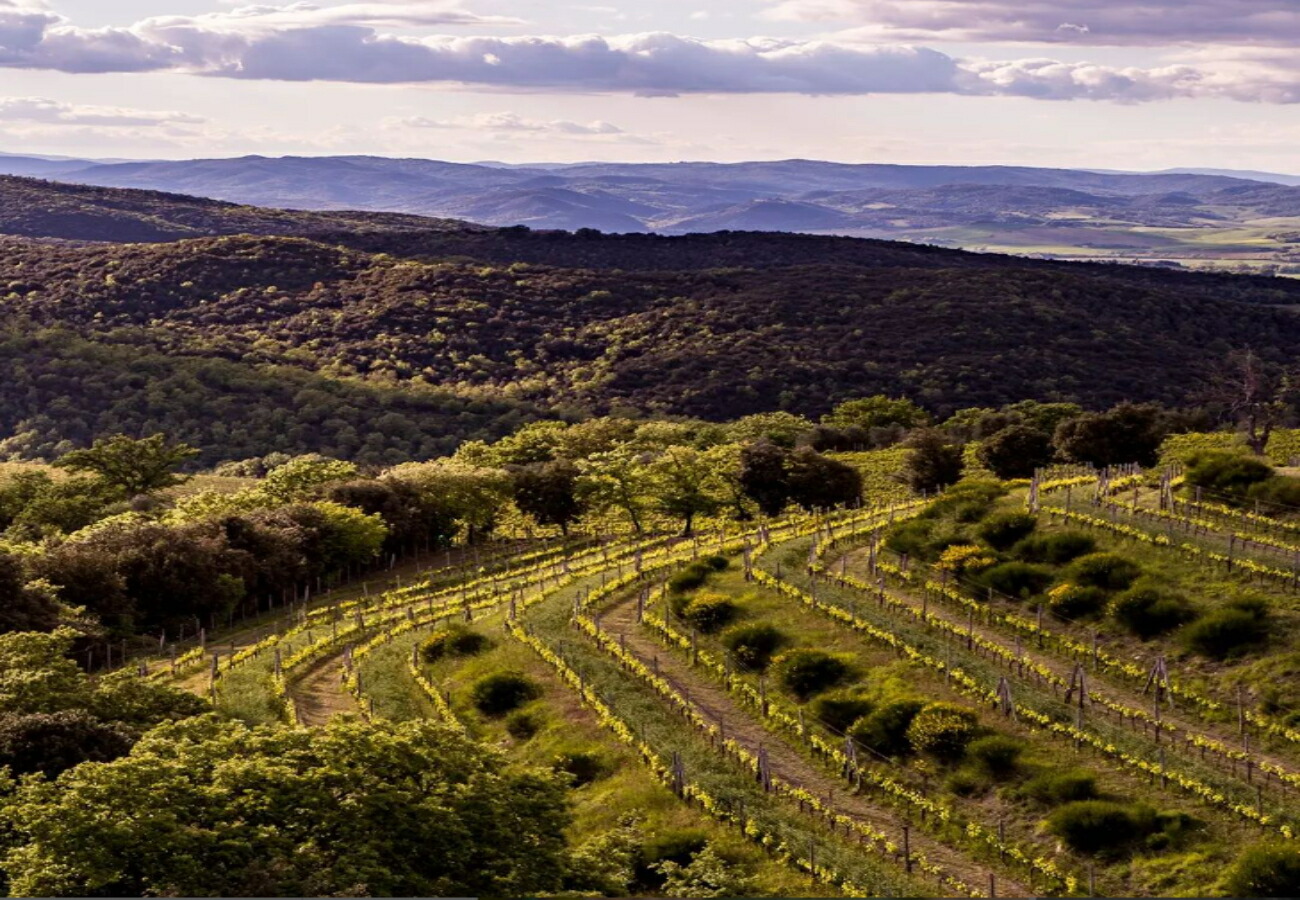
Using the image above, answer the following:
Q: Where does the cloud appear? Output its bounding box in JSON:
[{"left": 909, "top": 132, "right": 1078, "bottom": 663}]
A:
[
  {"left": 207, "top": 1, "right": 523, "bottom": 30},
  {"left": 765, "top": 0, "right": 1300, "bottom": 47},
  {"left": 0, "top": 3, "right": 1298, "bottom": 104},
  {"left": 0, "top": 96, "right": 204, "bottom": 126},
  {"left": 393, "top": 111, "right": 624, "bottom": 134}
]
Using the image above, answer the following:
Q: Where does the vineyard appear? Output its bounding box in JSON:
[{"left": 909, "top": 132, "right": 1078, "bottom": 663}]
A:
[{"left": 26, "top": 450, "right": 1281, "bottom": 898}]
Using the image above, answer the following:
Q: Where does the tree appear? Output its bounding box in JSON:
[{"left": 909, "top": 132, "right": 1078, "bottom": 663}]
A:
[
  {"left": 578, "top": 447, "right": 654, "bottom": 534},
  {"left": 738, "top": 441, "right": 791, "bottom": 517},
  {"left": 512, "top": 460, "right": 586, "bottom": 535},
  {"left": 902, "top": 429, "right": 964, "bottom": 494},
  {"left": 260, "top": 454, "right": 359, "bottom": 502},
  {"left": 1052, "top": 403, "right": 1170, "bottom": 468},
  {"left": 54, "top": 434, "right": 198, "bottom": 497},
  {"left": 0, "top": 711, "right": 135, "bottom": 778},
  {"left": 644, "top": 447, "right": 725, "bottom": 536},
  {"left": 785, "top": 448, "right": 862, "bottom": 511},
  {"left": 0, "top": 552, "right": 66, "bottom": 634},
  {"left": 822, "top": 396, "right": 929, "bottom": 432},
  {"left": 0, "top": 717, "right": 571, "bottom": 898},
  {"left": 387, "top": 460, "right": 513, "bottom": 543},
  {"left": 978, "top": 425, "right": 1055, "bottom": 479},
  {"left": 1203, "top": 350, "right": 1298, "bottom": 456},
  {"left": 726, "top": 412, "right": 815, "bottom": 449}
]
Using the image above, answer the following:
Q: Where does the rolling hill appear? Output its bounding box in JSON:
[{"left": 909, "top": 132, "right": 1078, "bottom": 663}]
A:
[
  {"left": 7, "top": 154, "right": 1300, "bottom": 271},
  {"left": 1, "top": 176, "right": 1299, "bottom": 464}
]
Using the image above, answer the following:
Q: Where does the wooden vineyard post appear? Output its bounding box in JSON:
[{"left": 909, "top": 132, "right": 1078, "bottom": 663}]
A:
[
  {"left": 902, "top": 825, "right": 912, "bottom": 874},
  {"left": 1065, "top": 664, "right": 1088, "bottom": 731},
  {"left": 996, "top": 676, "right": 1015, "bottom": 719}
]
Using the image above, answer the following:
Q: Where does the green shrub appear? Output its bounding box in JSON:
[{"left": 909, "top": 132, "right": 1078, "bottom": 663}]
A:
[
  {"left": 1022, "top": 769, "right": 1098, "bottom": 805},
  {"left": 978, "top": 512, "right": 1037, "bottom": 550},
  {"left": 1111, "top": 585, "right": 1197, "bottom": 640},
  {"left": 1247, "top": 476, "right": 1300, "bottom": 508},
  {"left": 885, "top": 520, "right": 933, "bottom": 558},
  {"left": 722, "top": 623, "right": 786, "bottom": 672},
  {"left": 1223, "top": 843, "right": 1300, "bottom": 897},
  {"left": 681, "top": 593, "right": 739, "bottom": 634},
  {"left": 554, "top": 750, "right": 608, "bottom": 787},
  {"left": 470, "top": 671, "right": 542, "bottom": 717},
  {"left": 421, "top": 625, "right": 492, "bottom": 663},
  {"left": 667, "top": 564, "right": 711, "bottom": 594},
  {"left": 1182, "top": 600, "right": 1269, "bottom": 660},
  {"left": 977, "top": 561, "right": 1055, "bottom": 600},
  {"left": 810, "top": 692, "right": 874, "bottom": 734},
  {"left": 702, "top": 555, "right": 730, "bottom": 571},
  {"left": 1046, "top": 583, "right": 1109, "bottom": 620},
  {"left": 1068, "top": 553, "right": 1143, "bottom": 591},
  {"left": 505, "top": 710, "right": 541, "bottom": 741},
  {"left": 772, "top": 649, "right": 851, "bottom": 700},
  {"left": 1013, "top": 531, "right": 1096, "bottom": 564},
  {"left": 966, "top": 735, "right": 1025, "bottom": 780},
  {"left": 945, "top": 769, "right": 987, "bottom": 797},
  {"left": 905, "top": 702, "right": 981, "bottom": 761},
  {"left": 1046, "top": 801, "right": 1154, "bottom": 856},
  {"left": 849, "top": 699, "right": 924, "bottom": 758},
  {"left": 1186, "top": 452, "right": 1274, "bottom": 496},
  {"left": 636, "top": 830, "right": 709, "bottom": 890}
]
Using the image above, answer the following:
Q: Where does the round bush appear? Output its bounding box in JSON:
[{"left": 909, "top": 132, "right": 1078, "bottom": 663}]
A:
[
  {"left": 681, "top": 593, "right": 739, "bottom": 634},
  {"left": 849, "top": 699, "right": 925, "bottom": 758},
  {"left": 0, "top": 711, "right": 135, "bottom": 778},
  {"left": 885, "top": 520, "right": 934, "bottom": 558},
  {"left": 702, "top": 555, "right": 730, "bottom": 571},
  {"left": 1046, "top": 583, "right": 1109, "bottom": 620},
  {"left": 1068, "top": 553, "right": 1143, "bottom": 592},
  {"left": 505, "top": 710, "right": 541, "bottom": 741},
  {"left": 421, "top": 626, "right": 492, "bottom": 663},
  {"left": 978, "top": 512, "right": 1038, "bottom": 551},
  {"left": 905, "top": 702, "right": 981, "bottom": 762},
  {"left": 1186, "top": 452, "right": 1274, "bottom": 496},
  {"left": 668, "top": 564, "right": 712, "bottom": 594},
  {"left": 810, "top": 692, "right": 874, "bottom": 735},
  {"left": 771, "top": 649, "right": 851, "bottom": 701},
  {"left": 966, "top": 735, "right": 1025, "bottom": 780},
  {"left": 1013, "top": 531, "right": 1096, "bottom": 564},
  {"left": 1223, "top": 843, "right": 1300, "bottom": 898},
  {"left": 553, "top": 750, "right": 609, "bottom": 787},
  {"left": 1183, "top": 603, "right": 1268, "bottom": 660},
  {"left": 470, "top": 671, "right": 542, "bottom": 717},
  {"left": 1247, "top": 477, "right": 1300, "bottom": 508},
  {"left": 1111, "top": 586, "right": 1197, "bottom": 640},
  {"left": 1022, "top": 769, "right": 1098, "bottom": 805},
  {"left": 1046, "top": 801, "right": 1154, "bottom": 856},
  {"left": 978, "top": 561, "right": 1055, "bottom": 600},
  {"left": 722, "top": 623, "right": 786, "bottom": 671}
]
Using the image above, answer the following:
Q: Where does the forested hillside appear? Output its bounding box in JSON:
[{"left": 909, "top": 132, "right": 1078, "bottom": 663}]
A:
[{"left": 2, "top": 176, "right": 1300, "bottom": 465}]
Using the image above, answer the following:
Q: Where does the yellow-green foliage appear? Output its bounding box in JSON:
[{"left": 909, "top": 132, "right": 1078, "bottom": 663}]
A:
[
  {"left": 1159, "top": 432, "right": 1245, "bottom": 466},
  {"left": 1267, "top": 429, "right": 1300, "bottom": 466},
  {"left": 828, "top": 449, "right": 913, "bottom": 503}
]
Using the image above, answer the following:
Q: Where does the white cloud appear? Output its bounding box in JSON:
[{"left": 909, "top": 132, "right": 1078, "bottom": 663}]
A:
[
  {"left": 765, "top": 0, "right": 1300, "bottom": 47},
  {"left": 0, "top": 96, "right": 203, "bottom": 126},
  {"left": 392, "top": 111, "right": 624, "bottom": 134},
  {"left": 204, "top": 1, "right": 523, "bottom": 30},
  {"left": 0, "top": 4, "right": 1297, "bottom": 104}
]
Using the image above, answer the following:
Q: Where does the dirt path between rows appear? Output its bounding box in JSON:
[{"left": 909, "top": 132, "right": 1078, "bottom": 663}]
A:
[
  {"left": 291, "top": 652, "right": 358, "bottom": 726},
  {"left": 600, "top": 590, "right": 1030, "bottom": 898}
]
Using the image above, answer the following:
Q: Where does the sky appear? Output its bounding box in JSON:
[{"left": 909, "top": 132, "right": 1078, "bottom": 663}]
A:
[{"left": 1, "top": 0, "right": 1300, "bottom": 171}]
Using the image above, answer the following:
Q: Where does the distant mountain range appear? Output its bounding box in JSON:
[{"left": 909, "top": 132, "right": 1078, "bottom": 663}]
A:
[{"left": 4, "top": 153, "right": 1300, "bottom": 269}]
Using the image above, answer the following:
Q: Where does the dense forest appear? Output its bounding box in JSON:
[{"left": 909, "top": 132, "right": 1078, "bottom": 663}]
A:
[{"left": 2, "top": 177, "right": 1300, "bottom": 467}]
